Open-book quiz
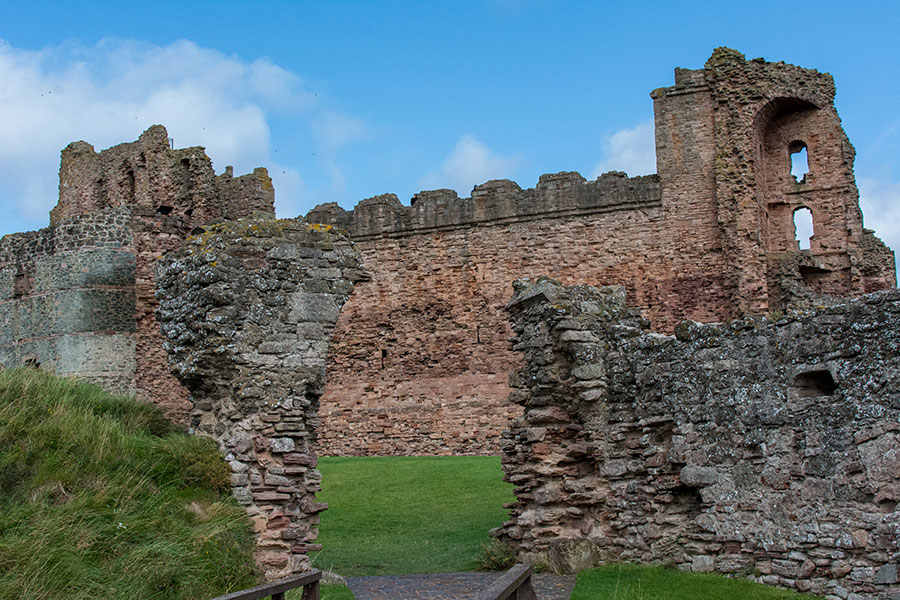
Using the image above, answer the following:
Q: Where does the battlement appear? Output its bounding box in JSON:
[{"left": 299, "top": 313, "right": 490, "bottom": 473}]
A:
[{"left": 307, "top": 171, "right": 661, "bottom": 239}]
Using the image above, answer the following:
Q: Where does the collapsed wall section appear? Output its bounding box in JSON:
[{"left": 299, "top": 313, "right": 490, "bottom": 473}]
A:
[
  {"left": 0, "top": 208, "right": 137, "bottom": 394},
  {"left": 497, "top": 278, "right": 900, "bottom": 599},
  {"left": 156, "top": 218, "right": 365, "bottom": 580}
]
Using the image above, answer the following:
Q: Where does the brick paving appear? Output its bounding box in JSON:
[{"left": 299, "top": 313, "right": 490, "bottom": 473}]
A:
[{"left": 345, "top": 571, "right": 576, "bottom": 600}]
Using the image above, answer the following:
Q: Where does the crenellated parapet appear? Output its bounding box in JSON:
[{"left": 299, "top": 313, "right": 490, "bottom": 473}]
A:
[{"left": 306, "top": 171, "right": 661, "bottom": 239}]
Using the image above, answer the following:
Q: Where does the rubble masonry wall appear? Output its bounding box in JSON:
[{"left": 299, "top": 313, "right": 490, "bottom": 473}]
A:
[
  {"left": 156, "top": 218, "right": 365, "bottom": 579},
  {"left": 497, "top": 278, "right": 900, "bottom": 599}
]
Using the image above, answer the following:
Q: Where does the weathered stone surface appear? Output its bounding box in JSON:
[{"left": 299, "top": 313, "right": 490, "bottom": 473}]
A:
[
  {"left": 496, "top": 277, "right": 900, "bottom": 600},
  {"left": 0, "top": 49, "right": 896, "bottom": 462},
  {"left": 309, "top": 48, "right": 896, "bottom": 457},
  {"left": 156, "top": 218, "right": 364, "bottom": 580},
  {"left": 0, "top": 125, "right": 274, "bottom": 421}
]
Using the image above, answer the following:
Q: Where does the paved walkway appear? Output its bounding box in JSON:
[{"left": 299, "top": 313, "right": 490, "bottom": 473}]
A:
[{"left": 345, "top": 571, "right": 576, "bottom": 600}]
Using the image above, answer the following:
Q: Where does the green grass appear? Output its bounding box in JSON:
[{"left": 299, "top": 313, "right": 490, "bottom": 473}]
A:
[
  {"left": 0, "top": 369, "right": 818, "bottom": 600},
  {"left": 308, "top": 584, "right": 355, "bottom": 600},
  {"left": 571, "top": 564, "right": 815, "bottom": 600},
  {"left": 311, "top": 455, "right": 515, "bottom": 576},
  {"left": 0, "top": 368, "right": 259, "bottom": 600}
]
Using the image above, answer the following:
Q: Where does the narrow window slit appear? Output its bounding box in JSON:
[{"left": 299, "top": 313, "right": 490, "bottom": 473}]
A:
[
  {"left": 793, "top": 207, "right": 814, "bottom": 250},
  {"left": 789, "top": 141, "right": 809, "bottom": 183}
]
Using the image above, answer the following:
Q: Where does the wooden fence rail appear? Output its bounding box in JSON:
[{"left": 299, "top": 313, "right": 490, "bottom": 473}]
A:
[
  {"left": 209, "top": 569, "right": 321, "bottom": 600},
  {"left": 474, "top": 563, "right": 537, "bottom": 600},
  {"left": 212, "top": 563, "right": 535, "bottom": 600}
]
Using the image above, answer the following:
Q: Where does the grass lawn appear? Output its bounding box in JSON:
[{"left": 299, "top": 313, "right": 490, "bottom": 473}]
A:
[
  {"left": 286, "top": 583, "right": 352, "bottom": 600},
  {"left": 309, "top": 457, "right": 819, "bottom": 600},
  {"left": 311, "top": 455, "right": 515, "bottom": 576},
  {"left": 571, "top": 564, "right": 816, "bottom": 600}
]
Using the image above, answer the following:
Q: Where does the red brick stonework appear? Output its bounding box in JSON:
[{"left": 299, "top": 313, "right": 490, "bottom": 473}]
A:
[
  {"left": 2, "top": 49, "right": 895, "bottom": 458},
  {"left": 308, "top": 48, "right": 895, "bottom": 457}
]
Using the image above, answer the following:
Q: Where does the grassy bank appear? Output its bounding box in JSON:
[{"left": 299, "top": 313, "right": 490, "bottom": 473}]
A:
[
  {"left": 0, "top": 368, "right": 258, "bottom": 599},
  {"left": 311, "top": 455, "right": 515, "bottom": 576}
]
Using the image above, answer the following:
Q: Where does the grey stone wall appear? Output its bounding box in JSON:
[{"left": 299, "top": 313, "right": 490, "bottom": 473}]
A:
[
  {"left": 0, "top": 127, "right": 277, "bottom": 420},
  {"left": 0, "top": 208, "right": 137, "bottom": 394},
  {"left": 156, "top": 218, "right": 365, "bottom": 580},
  {"left": 497, "top": 278, "right": 900, "bottom": 600}
]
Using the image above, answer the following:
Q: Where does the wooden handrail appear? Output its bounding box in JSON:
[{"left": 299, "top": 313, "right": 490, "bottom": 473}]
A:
[
  {"left": 474, "top": 563, "right": 537, "bottom": 600},
  {"left": 209, "top": 569, "right": 322, "bottom": 600}
]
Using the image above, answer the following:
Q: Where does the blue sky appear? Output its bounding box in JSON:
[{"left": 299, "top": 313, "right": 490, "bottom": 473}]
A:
[{"left": 1, "top": 0, "right": 898, "bottom": 260}]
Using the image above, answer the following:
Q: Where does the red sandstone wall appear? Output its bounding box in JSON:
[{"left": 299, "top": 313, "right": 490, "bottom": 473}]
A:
[
  {"left": 316, "top": 191, "right": 733, "bottom": 456},
  {"left": 312, "top": 49, "right": 895, "bottom": 458}
]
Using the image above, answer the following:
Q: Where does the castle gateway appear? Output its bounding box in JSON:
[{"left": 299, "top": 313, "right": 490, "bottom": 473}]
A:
[{"left": 0, "top": 48, "right": 895, "bottom": 455}]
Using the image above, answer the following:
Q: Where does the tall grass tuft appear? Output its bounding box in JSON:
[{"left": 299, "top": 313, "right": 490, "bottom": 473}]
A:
[{"left": 0, "top": 368, "right": 258, "bottom": 600}]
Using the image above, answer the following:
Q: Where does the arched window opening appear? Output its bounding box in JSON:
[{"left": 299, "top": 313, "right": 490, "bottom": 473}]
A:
[
  {"left": 789, "top": 141, "right": 809, "bottom": 183},
  {"left": 793, "top": 207, "right": 814, "bottom": 250}
]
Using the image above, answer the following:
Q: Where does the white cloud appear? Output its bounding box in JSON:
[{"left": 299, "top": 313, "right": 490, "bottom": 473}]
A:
[
  {"left": 0, "top": 38, "right": 322, "bottom": 234},
  {"left": 590, "top": 120, "right": 656, "bottom": 178},
  {"left": 859, "top": 178, "right": 900, "bottom": 270},
  {"left": 309, "top": 109, "right": 368, "bottom": 198},
  {"left": 312, "top": 109, "right": 367, "bottom": 153},
  {"left": 419, "top": 134, "right": 519, "bottom": 197}
]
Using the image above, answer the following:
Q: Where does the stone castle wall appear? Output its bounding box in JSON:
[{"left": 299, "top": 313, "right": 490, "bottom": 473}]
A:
[
  {"left": 0, "top": 208, "right": 137, "bottom": 395},
  {"left": 0, "top": 125, "right": 275, "bottom": 421},
  {"left": 0, "top": 49, "right": 895, "bottom": 460},
  {"left": 156, "top": 218, "right": 365, "bottom": 580},
  {"left": 497, "top": 278, "right": 900, "bottom": 599},
  {"left": 308, "top": 49, "right": 895, "bottom": 457}
]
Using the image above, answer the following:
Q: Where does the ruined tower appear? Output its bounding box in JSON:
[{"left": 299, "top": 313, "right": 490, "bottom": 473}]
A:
[{"left": 0, "top": 125, "right": 275, "bottom": 420}]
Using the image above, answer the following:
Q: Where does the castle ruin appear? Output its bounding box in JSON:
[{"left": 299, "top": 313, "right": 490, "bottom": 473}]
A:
[
  {"left": 0, "top": 125, "right": 274, "bottom": 421},
  {"left": 0, "top": 47, "right": 897, "bottom": 595},
  {"left": 306, "top": 47, "right": 895, "bottom": 456}
]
